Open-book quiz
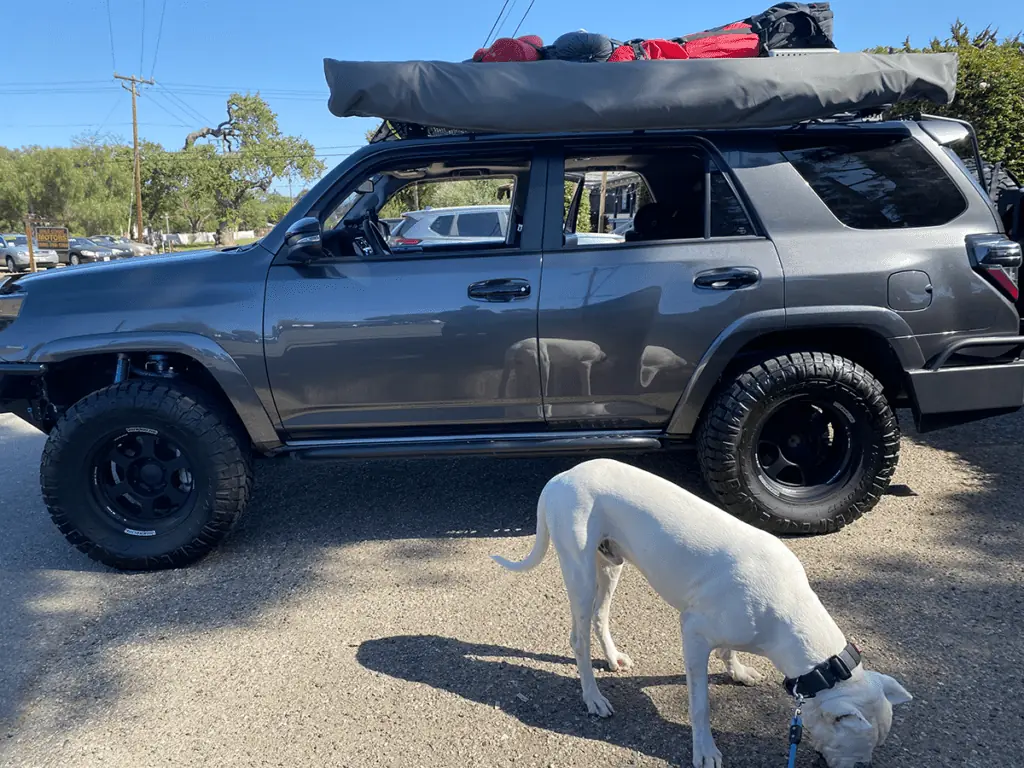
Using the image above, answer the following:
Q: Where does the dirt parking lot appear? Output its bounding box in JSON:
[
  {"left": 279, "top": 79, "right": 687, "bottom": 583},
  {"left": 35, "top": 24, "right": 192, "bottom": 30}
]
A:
[{"left": 1, "top": 411, "right": 1022, "bottom": 768}]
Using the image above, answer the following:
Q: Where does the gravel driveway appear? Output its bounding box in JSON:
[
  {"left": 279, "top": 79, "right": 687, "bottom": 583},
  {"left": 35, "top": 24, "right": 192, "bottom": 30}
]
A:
[{"left": 1, "top": 411, "right": 1022, "bottom": 768}]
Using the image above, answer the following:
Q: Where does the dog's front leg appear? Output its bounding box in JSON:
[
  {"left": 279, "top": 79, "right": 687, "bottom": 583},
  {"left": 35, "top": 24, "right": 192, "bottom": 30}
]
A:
[{"left": 681, "top": 616, "right": 723, "bottom": 768}]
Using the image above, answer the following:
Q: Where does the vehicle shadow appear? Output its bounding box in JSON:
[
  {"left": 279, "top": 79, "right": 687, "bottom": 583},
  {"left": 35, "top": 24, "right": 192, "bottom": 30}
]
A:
[{"left": 356, "top": 634, "right": 784, "bottom": 767}]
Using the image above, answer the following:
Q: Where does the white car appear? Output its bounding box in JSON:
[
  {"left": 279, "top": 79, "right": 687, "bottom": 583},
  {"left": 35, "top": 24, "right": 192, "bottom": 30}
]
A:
[
  {"left": 1, "top": 234, "right": 60, "bottom": 272},
  {"left": 389, "top": 205, "right": 511, "bottom": 247}
]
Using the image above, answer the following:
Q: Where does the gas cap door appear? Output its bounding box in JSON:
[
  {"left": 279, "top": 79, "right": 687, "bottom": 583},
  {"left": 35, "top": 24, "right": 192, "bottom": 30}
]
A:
[{"left": 888, "top": 270, "right": 933, "bottom": 311}]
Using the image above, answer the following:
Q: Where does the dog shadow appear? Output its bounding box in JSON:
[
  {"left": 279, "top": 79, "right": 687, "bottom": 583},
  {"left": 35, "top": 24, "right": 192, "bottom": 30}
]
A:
[{"left": 357, "top": 635, "right": 786, "bottom": 767}]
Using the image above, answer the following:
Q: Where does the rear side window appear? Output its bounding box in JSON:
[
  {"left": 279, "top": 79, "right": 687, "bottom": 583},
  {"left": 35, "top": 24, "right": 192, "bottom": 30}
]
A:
[
  {"left": 456, "top": 211, "right": 502, "bottom": 237},
  {"left": 780, "top": 136, "right": 967, "bottom": 229},
  {"left": 429, "top": 215, "right": 454, "bottom": 236}
]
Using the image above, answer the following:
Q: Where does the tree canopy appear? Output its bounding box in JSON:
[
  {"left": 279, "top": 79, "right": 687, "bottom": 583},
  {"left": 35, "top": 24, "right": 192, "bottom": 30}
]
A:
[{"left": 872, "top": 22, "right": 1024, "bottom": 180}]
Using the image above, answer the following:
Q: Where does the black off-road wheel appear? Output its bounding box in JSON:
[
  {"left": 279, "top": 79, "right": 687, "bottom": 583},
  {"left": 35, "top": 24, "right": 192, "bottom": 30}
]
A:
[
  {"left": 40, "top": 380, "right": 253, "bottom": 570},
  {"left": 697, "top": 352, "right": 900, "bottom": 534}
]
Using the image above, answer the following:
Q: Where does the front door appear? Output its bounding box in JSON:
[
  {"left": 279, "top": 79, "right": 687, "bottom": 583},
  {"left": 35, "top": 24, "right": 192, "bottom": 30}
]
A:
[
  {"left": 264, "top": 151, "right": 546, "bottom": 439},
  {"left": 537, "top": 144, "right": 785, "bottom": 428}
]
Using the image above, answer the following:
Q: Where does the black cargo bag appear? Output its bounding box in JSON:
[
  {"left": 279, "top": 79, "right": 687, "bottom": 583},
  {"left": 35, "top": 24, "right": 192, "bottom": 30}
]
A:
[{"left": 748, "top": 3, "right": 835, "bottom": 51}]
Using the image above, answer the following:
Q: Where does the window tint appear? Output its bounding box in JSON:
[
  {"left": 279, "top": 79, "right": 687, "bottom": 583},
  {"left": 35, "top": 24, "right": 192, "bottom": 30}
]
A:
[
  {"left": 780, "top": 136, "right": 967, "bottom": 229},
  {"left": 456, "top": 211, "right": 502, "bottom": 238},
  {"left": 561, "top": 149, "right": 754, "bottom": 246},
  {"left": 710, "top": 171, "right": 753, "bottom": 237},
  {"left": 429, "top": 215, "right": 454, "bottom": 236}
]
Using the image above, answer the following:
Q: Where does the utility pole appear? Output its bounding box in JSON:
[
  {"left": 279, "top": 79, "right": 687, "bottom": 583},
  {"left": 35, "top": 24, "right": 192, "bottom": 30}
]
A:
[{"left": 114, "top": 73, "right": 154, "bottom": 242}]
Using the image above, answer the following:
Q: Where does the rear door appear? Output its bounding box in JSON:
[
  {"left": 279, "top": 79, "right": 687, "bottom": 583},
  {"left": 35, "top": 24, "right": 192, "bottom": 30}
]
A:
[{"left": 537, "top": 141, "right": 785, "bottom": 427}]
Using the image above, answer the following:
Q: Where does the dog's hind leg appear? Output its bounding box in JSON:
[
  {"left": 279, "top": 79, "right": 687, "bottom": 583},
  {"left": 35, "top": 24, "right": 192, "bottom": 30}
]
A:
[
  {"left": 716, "top": 649, "right": 763, "bottom": 686},
  {"left": 594, "top": 552, "right": 632, "bottom": 673},
  {"left": 681, "top": 616, "right": 723, "bottom": 768},
  {"left": 561, "top": 561, "right": 614, "bottom": 718}
]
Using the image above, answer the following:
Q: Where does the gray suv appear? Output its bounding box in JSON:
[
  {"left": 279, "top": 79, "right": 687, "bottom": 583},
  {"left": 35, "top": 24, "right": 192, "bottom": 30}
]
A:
[{"left": 2, "top": 117, "right": 1022, "bottom": 570}]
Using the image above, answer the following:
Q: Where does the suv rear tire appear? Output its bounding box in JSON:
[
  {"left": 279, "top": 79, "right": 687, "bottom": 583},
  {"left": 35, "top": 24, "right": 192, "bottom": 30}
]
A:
[
  {"left": 40, "top": 380, "right": 252, "bottom": 570},
  {"left": 697, "top": 352, "right": 899, "bottom": 534}
]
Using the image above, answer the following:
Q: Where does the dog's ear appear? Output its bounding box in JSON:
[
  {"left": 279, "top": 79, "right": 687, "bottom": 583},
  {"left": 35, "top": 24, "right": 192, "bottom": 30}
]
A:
[
  {"left": 876, "top": 673, "right": 913, "bottom": 706},
  {"left": 819, "top": 699, "right": 873, "bottom": 732}
]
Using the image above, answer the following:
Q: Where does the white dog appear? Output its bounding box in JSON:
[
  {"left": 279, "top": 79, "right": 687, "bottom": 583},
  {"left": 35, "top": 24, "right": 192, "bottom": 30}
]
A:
[{"left": 492, "top": 459, "right": 911, "bottom": 768}]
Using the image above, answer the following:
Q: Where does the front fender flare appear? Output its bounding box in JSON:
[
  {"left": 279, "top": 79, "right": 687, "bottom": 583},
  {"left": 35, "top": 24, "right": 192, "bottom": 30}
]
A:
[
  {"left": 666, "top": 306, "right": 925, "bottom": 437},
  {"left": 31, "top": 331, "right": 281, "bottom": 450}
]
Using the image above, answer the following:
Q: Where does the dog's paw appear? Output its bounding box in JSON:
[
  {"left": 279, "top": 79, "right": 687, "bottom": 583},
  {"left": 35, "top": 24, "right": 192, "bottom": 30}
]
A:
[
  {"left": 582, "top": 690, "right": 614, "bottom": 718},
  {"left": 691, "top": 742, "right": 723, "bottom": 768},
  {"left": 729, "top": 665, "right": 763, "bottom": 687},
  {"left": 608, "top": 652, "right": 633, "bottom": 672}
]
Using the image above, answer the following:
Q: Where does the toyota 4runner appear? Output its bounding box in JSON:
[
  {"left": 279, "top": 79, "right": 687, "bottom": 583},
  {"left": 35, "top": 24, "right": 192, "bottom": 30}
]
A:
[{"left": 2, "top": 116, "right": 1022, "bottom": 570}]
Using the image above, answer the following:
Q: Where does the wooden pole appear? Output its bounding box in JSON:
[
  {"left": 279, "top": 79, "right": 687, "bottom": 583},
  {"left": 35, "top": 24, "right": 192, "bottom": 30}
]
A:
[
  {"left": 23, "top": 218, "right": 36, "bottom": 273},
  {"left": 114, "top": 73, "right": 154, "bottom": 242},
  {"left": 598, "top": 171, "right": 608, "bottom": 233}
]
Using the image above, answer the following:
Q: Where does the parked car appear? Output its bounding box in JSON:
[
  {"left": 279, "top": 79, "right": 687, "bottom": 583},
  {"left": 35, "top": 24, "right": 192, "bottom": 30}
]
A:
[
  {"left": 89, "top": 236, "right": 142, "bottom": 258},
  {"left": 389, "top": 205, "right": 511, "bottom": 246},
  {"left": 0, "top": 234, "right": 60, "bottom": 272},
  {"left": 66, "top": 237, "right": 123, "bottom": 266},
  {"left": 1, "top": 116, "right": 1022, "bottom": 571}
]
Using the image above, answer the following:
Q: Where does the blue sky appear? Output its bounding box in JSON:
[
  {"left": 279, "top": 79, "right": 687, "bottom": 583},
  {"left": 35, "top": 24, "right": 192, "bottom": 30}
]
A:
[{"left": 1, "top": 0, "right": 1021, "bottom": 180}]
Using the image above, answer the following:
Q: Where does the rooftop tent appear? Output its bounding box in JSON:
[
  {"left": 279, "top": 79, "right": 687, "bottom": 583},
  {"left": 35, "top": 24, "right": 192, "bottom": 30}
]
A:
[{"left": 323, "top": 53, "right": 957, "bottom": 136}]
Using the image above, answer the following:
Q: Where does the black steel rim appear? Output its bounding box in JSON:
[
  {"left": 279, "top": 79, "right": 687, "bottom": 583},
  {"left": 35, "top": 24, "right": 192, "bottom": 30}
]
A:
[
  {"left": 753, "top": 395, "right": 860, "bottom": 502},
  {"left": 89, "top": 430, "right": 197, "bottom": 533}
]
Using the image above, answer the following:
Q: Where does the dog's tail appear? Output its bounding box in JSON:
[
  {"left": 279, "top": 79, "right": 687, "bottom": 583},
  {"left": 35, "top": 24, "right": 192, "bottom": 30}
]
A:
[{"left": 491, "top": 494, "right": 550, "bottom": 572}]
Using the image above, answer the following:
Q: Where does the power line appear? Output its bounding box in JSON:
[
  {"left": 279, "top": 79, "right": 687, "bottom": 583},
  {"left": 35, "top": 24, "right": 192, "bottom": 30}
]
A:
[
  {"left": 150, "top": 0, "right": 168, "bottom": 80},
  {"left": 511, "top": 0, "right": 539, "bottom": 37},
  {"left": 156, "top": 84, "right": 215, "bottom": 126},
  {"left": 493, "top": 0, "right": 519, "bottom": 43},
  {"left": 105, "top": 0, "right": 117, "bottom": 72},
  {"left": 139, "top": 0, "right": 147, "bottom": 76},
  {"left": 482, "top": 0, "right": 512, "bottom": 48},
  {"left": 95, "top": 92, "right": 126, "bottom": 133},
  {"left": 145, "top": 91, "right": 192, "bottom": 128}
]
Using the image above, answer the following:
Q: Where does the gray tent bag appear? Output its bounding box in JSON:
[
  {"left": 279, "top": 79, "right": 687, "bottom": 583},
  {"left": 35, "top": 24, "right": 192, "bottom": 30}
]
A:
[{"left": 324, "top": 53, "right": 957, "bottom": 134}]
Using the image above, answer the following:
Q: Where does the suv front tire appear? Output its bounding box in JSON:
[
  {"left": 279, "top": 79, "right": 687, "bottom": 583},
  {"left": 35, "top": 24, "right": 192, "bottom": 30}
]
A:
[
  {"left": 40, "top": 380, "right": 252, "bottom": 570},
  {"left": 697, "top": 352, "right": 899, "bottom": 534}
]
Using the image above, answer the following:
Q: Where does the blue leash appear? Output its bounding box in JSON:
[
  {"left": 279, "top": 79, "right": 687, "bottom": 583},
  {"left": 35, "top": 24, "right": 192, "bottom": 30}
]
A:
[{"left": 787, "top": 695, "right": 804, "bottom": 768}]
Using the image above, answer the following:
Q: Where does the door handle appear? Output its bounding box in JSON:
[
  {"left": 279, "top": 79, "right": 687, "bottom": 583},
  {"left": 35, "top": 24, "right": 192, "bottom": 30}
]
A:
[
  {"left": 468, "top": 278, "right": 532, "bottom": 302},
  {"left": 694, "top": 267, "right": 761, "bottom": 291}
]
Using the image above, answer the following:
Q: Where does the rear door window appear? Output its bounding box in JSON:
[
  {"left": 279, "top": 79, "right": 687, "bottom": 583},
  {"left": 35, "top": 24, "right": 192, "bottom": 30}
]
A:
[
  {"left": 455, "top": 211, "right": 503, "bottom": 238},
  {"left": 780, "top": 135, "right": 967, "bottom": 229}
]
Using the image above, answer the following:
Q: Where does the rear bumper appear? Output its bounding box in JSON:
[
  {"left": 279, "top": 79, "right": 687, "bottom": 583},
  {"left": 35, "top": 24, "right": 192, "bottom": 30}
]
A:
[{"left": 908, "top": 335, "right": 1024, "bottom": 432}]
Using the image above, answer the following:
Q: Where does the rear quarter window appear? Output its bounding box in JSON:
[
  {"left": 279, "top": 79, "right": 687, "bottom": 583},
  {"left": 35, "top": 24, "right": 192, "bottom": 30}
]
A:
[{"left": 780, "top": 135, "right": 967, "bottom": 229}]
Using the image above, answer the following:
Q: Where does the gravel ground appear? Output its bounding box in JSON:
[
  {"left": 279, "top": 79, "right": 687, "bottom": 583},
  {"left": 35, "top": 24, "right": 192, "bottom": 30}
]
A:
[{"left": 1, "top": 411, "right": 1022, "bottom": 768}]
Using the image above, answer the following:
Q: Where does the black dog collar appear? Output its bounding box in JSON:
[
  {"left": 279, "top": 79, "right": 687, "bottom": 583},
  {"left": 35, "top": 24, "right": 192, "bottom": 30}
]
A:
[{"left": 783, "top": 642, "right": 862, "bottom": 699}]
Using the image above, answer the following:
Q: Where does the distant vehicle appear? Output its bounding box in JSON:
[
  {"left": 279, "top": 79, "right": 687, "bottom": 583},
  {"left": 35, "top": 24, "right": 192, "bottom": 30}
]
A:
[
  {"left": 389, "top": 205, "right": 511, "bottom": 247},
  {"left": 88, "top": 236, "right": 136, "bottom": 258},
  {"left": 0, "top": 234, "right": 60, "bottom": 272},
  {"left": 66, "top": 237, "right": 123, "bottom": 266}
]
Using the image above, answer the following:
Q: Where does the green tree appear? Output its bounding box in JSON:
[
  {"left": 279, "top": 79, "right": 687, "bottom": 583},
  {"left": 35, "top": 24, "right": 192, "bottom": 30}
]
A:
[
  {"left": 184, "top": 93, "right": 324, "bottom": 245},
  {"left": 872, "top": 23, "right": 1024, "bottom": 179}
]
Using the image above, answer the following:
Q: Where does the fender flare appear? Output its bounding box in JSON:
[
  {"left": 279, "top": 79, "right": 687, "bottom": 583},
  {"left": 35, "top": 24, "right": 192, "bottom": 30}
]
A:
[
  {"left": 666, "top": 306, "right": 925, "bottom": 436},
  {"left": 31, "top": 331, "right": 281, "bottom": 450}
]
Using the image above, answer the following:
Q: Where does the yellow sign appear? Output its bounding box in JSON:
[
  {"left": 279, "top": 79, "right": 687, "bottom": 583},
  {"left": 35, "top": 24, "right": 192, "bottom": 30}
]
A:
[{"left": 35, "top": 226, "right": 69, "bottom": 251}]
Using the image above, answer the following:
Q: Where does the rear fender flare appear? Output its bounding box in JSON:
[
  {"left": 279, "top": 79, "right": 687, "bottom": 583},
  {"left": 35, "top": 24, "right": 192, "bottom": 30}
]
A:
[
  {"left": 666, "top": 306, "right": 924, "bottom": 436},
  {"left": 31, "top": 331, "right": 281, "bottom": 450}
]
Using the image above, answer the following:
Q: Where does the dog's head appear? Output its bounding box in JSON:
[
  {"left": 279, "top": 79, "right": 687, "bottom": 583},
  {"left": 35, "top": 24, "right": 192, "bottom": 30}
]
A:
[{"left": 801, "top": 671, "right": 912, "bottom": 768}]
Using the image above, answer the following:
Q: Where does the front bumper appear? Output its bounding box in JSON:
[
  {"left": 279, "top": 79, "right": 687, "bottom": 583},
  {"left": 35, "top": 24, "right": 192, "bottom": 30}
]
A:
[{"left": 908, "top": 335, "right": 1024, "bottom": 432}]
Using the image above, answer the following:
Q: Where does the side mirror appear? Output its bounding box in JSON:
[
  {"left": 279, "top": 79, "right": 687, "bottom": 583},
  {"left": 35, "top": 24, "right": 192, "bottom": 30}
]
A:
[{"left": 284, "top": 217, "right": 324, "bottom": 262}]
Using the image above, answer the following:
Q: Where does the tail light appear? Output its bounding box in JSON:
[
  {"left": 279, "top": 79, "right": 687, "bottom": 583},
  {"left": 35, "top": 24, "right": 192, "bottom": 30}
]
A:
[
  {"left": 392, "top": 237, "right": 422, "bottom": 246},
  {"left": 967, "top": 234, "right": 1022, "bottom": 302}
]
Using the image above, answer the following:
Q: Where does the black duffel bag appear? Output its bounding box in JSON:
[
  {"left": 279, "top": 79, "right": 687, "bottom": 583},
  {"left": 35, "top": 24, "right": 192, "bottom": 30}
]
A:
[{"left": 747, "top": 2, "right": 835, "bottom": 51}]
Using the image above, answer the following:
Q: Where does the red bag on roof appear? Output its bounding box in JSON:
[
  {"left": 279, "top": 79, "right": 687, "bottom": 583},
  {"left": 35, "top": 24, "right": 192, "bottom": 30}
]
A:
[
  {"left": 609, "top": 22, "right": 761, "bottom": 61},
  {"left": 478, "top": 36, "right": 543, "bottom": 63}
]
